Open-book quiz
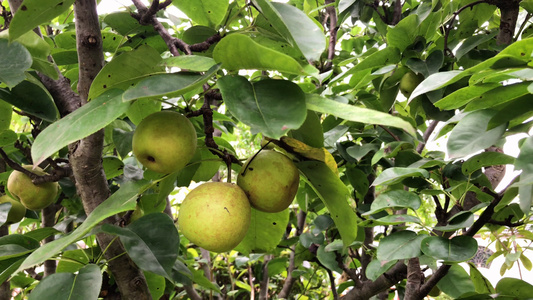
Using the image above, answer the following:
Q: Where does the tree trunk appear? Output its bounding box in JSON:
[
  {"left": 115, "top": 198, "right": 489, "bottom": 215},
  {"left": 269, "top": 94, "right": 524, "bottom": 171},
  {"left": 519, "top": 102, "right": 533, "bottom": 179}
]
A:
[{"left": 495, "top": 0, "right": 520, "bottom": 45}]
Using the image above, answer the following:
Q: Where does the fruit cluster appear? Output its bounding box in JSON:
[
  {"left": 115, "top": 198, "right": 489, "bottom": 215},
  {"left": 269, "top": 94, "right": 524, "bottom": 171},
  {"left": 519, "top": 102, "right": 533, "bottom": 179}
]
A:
[
  {"left": 1, "top": 165, "right": 59, "bottom": 224},
  {"left": 133, "top": 111, "right": 300, "bottom": 252}
]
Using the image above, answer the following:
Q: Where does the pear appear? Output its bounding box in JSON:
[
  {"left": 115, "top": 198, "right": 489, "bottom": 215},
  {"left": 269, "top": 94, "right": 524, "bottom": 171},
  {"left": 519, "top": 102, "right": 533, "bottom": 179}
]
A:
[
  {"left": 7, "top": 165, "right": 59, "bottom": 210},
  {"left": 237, "top": 150, "right": 299, "bottom": 213},
  {"left": 132, "top": 111, "right": 197, "bottom": 174},
  {"left": 0, "top": 195, "right": 26, "bottom": 224},
  {"left": 178, "top": 182, "right": 251, "bottom": 252},
  {"left": 399, "top": 71, "right": 424, "bottom": 98}
]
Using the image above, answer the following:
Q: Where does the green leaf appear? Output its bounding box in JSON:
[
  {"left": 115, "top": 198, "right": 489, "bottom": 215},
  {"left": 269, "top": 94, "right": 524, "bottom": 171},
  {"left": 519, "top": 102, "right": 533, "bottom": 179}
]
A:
[
  {"left": 317, "top": 245, "right": 343, "bottom": 273},
  {"left": 0, "top": 130, "right": 18, "bottom": 147},
  {"left": 306, "top": 94, "right": 416, "bottom": 136},
  {"left": 297, "top": 161, "right": 358, "bottom": 247},
  {"left": 372, "top": 167, "right": 429, "bottom": 186},
  {"left": 434, "top": 83, "right": 500, "bottom": 110},
  {"left": 56, "top": 248, "right": 98, "bottom": 273},
  {"left": 252, "top": 0, "right": 326, "bottom": 61},
  {"left": 218, "top": 75, "right": 307, "bottom": 139},
  {"left": 101, "top": 213, "right": 179, "bottom": 279},
  {"left": 363, "top": 190, "right": 421, "bottom": 215},
  {"left": 433, "top": 212, "right": 474, "bottom": 232},
  {"left": 236, "top": 208, "right": 290, "bottom": 255},
  {"left": 365, "top": 259, "right": 397, "bottom": 281},
  {"left": 464, "top": 81, "right": 532, "bottom": 112},
  {"left": 386, "top": 14, "right": 419, "bottom": 52},
  {"left": 496, "top": 278, "right": 533, "bottom": 297},
  {"left": 0, "top": 100, "right": 12, "bottom": 131},
  {"left": 288, "top": 111, "right": 324, "bottom": 148},
  {"left": 0, "top": 75, "right": 58, "bottom": 122},
  {"left": 409, "top": 70, "right": 463, "bottom": 101},
  {"left": 0, "top": 40, "right": 32, "bottom": 87},
  {"left": 122, "top": 65, "right": 220, "bottom": 101},
  {"left": 103, "top": 12, "right": 156, "bottom": 36},
  {"left": 32, "top": 89, "right": 130, "bottom": 166},
  {"left": 160, "top": 56, "right": 217, "bottom": 72},
  {"left": 88, "top": 45, "right": 163, "bottom": 101},
  {"left": 421, "top": 236, "right": 478, "bottom": 262},
  {"left": 16, "top": 180, "right": 147, "bottom": 273},
  {"left": 462, "top": 152, "right": 515, "bottom": 175},
  {"left": 28, "top": 264, "right": 102, "bottom": 300},
  {"left": 267, "top": 257, "right": 289, "bottom": 276},
  {"left": 447, "top": 110, "right": 506, "bottom": 158},
  {"left": 468, "top": 263, "right": 495, "bottom": 294},
  {"left": 515, "top": 136, "right": 533, "bottom": 214},
  {"left": 125, "top": 99, "right": 161, "bottom": 125},
  {"left": 8, "top": 0, "right": 76, "bottom": 42},
  {"left": 376, "top": 231, "right": 425, "bottom": 261},
  {"left": 213, "top": 34, "right": 306, "bottom": 74},
  {"left": 144, "top": 271, "right": 166, "bottom": 300},
  {"left": 437, "top": 264, "right": 476, "bottom": 298},
  {"left": 173, "top": 0, "right": 229, "bottom": 27}
]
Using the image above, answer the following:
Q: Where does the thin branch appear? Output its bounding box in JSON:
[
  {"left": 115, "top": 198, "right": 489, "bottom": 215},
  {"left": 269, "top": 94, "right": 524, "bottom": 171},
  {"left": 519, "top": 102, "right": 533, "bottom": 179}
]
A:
[
  {"left": 323, "top": 0, "right": 338, "bottom": 71},
  {"left": 416, "top": 120, "right": 439, "bottom": 154},
  {"left": 379, "top": 125, "right": 401, "bottom": 141},
  {"left": 443, "top": 0, "right": 489, "bottom": 56}
]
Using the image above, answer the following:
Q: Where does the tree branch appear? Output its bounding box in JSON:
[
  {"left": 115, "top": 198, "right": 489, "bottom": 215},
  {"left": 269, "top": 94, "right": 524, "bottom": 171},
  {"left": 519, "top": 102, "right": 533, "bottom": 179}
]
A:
[
  {"left": 443, "top": 0, "right": 489, "bottom": 56},
  {"left": 278, "top": 210, "right": 306, "bottom": 298},
  {"left": 323, "top": 0, "right": 338, "bottom": 71},
  {"left": 416, "top": 120, "right": 438, "bottom": 154}
]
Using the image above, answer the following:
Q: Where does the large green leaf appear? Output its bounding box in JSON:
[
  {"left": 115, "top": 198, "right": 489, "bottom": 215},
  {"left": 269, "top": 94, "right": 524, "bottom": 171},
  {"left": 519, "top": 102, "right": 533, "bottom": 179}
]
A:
[
  {"left": 365, "top": 259, "right": 397, "bottom": 281},
  {"left": 173, "top": 0, "right": 229, "bottom": 27},
  {"left": 0, "top": 101, "right": 12, "bottom": 132},
  {"left": 408, "top": 70, "right": 463, "bottom": 101},
  {"left": 252, "top": 0, "right": 326, "bottom": 61},
  {"left": 386, "top": 14, "right": 419, "bottom": 52},
  {"left": 101, "top": 213, "right": 179, "bottom": 279},
  {"left": 437, "top": 264, "right": 476, "bottom": 298},
  {"left": 8, "top": 0, "right": 76, "bottom": 42},
  {"left": 363, "top": 190, "right": 421, "bottom": 215},
  {"left": 447, "top": 110, "right": 507, "bottom": 158},
  {"left": 297, "top": 161, "right": 358, "bottom": 247},
  {"left": 161, "top": 56, "right": 217, "bottom": 72},
  {"left": 32, "top": 89, "right": 130, "bottom": 166},
  {"left": 88, "top": 45, "right": 163, "bottom": 101},
  {"left": 372, "top": 167, "right": 429, "bottom": 186},
  {"left": 28, "top": 264, "right": 102, "bottom": 300},
  {"left": 464, "top": 81, "right": 532, "bottom": 112},
  {"left": 515, "top": 136, "right": 533, "bottom": 214},
  {"left": 376, "top": 231, "right": 425, "bottom": 261},
  {"left": 306, "top": 94, "right": 416, "bottom": 136},
  {"left": 122, "top": 65, "right": 220, "bottom": 101},
  {"left": 462, "top": 152, "right": 515, "bottom": 175},
  {"left": 236, "top": 208, "right": 290, "bottom": 255},
  {"left": 213, "top": 34, "right": 306, "bottom": 74},
  {"left": 218, "top": 75, "right": 307, "bottom": 139},
  {"left": 0, "top": 39, "right": 32, "bottom": 87},
  {"left": 16, "top": 180, "right": 148, "bottom": 273},
  {"left": 434, "top": 83, "right": 500, "bottom": 110},
  {"left": 0, "top": 75, "right": 58, "bottom": 122},
  {"left": 421, "top": 236, "right": 478, "bottom": 262},
  {"left": 433, "top": 212, "right": 475, "bottom": 232},
  {"left": 468, "top": 263, "right": 495, "bottom": 294},
  {"left": 496, "top": 277, "right": 533, "bottom": 297},
  {"left": 103, "top": 12, "right": 156, "bottom": 36}
]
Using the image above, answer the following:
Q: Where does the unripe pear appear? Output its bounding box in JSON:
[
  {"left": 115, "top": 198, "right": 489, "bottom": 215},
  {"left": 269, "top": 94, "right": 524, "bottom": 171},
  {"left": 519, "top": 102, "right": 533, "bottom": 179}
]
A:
[
  {"left": 178, "top": 182, "right": 251, "bottom": 253},
  {"left": 0, "top": 195, "right": 26, "bottom": 223},
  {"left": 399, "top": 71, "right": 424, "bottom": 98},
  {"left": 132, "top": 111, "right": 197, "bottom": 174},
  {"left": 237, "top": 150, "right": 299, "bottom": 213},
  {"left": 7, "top": 166, "right": 59, "bottom": 210}
]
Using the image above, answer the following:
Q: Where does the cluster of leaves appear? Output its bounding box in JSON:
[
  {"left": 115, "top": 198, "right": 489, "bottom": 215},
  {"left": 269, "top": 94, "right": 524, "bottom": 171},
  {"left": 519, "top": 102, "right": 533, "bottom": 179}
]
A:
[{"left": 1, "top": 0, "right": 533, "bottom": 299}]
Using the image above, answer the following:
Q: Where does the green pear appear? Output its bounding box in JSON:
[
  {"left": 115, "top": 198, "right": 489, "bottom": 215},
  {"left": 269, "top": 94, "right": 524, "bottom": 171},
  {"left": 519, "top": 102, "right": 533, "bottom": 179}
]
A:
[
  {"left": 237, "top": 150, "right": 299, "bottom": 213},
  {"left": 399, "top": 71, "right": 424, "bottom": 98},
  {"left": 132, "top": 111, "right": 197, "bottom": 174},
  {"left": 0, "top": 195, "right": 26, "bottom": 224},
  {"left": 7, "top": 165, "right": 59, "bottom": 210},
  {"left": 178, "top": 182, "right": 251, "bottom": 253}
]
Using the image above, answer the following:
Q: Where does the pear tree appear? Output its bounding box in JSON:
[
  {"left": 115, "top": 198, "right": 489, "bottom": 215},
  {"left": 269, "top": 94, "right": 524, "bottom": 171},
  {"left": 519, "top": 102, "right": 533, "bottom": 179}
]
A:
[{"left": 0, "top": 0, "right": 532, "bottom": 299}]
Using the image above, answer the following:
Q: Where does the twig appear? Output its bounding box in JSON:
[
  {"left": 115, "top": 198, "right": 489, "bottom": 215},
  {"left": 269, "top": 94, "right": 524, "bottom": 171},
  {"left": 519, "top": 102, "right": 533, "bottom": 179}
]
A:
[
  {"left": 416, "top": 120, "right": 439, "bottom": 153},
  {"left": 443, "top": 0, "right": 489, "bottom": 56},
  {"left": 379, "top": 125, "right": 401, "bottom": 141},
  {"left": 323, "top": 0, "right": 338, "bottom": 71}
]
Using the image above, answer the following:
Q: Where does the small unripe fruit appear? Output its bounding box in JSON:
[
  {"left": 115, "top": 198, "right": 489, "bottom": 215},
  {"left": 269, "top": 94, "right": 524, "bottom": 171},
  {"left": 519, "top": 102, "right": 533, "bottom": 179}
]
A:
[
  {"left": 7, "top": 166, "right": 59, "bottom": 210},
  {"left": 132, "top": 111, "right": 197, "bottom": 174},
  {"left": 237, "top": 150, "right": 299, "bottom": 213},
  {"left": 0, "top": 195, "right": 26, "bottom": 223},
  {"left": 178, "top": 182, "right": 251, "bottom": 253},
  {"left": 399, "top": 71, "right": 424, "bottom": 98}
]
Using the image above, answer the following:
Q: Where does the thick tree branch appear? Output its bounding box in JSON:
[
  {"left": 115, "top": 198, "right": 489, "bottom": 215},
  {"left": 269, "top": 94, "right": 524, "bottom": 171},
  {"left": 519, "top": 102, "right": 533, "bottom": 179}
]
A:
[
  {"left": 341, "top": 262, "right": 407, "bottom": 300},
  {"left": 403, "top": 258, "right": 422, "bottom": 299}
]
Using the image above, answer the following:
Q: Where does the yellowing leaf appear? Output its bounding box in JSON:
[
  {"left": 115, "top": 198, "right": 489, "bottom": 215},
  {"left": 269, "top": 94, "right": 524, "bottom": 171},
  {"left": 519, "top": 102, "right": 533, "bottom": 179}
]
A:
[{"left": 280, "top": 136, "right": 338, "bottom": 174}]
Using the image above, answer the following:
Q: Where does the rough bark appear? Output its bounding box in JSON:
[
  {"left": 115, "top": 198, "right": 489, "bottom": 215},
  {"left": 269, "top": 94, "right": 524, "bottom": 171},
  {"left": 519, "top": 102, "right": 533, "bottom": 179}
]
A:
[
  {"left": 494, "top": 0, "right": 521, "bottom": 45},
  {"left": 69, "top": 0, "right": 151, "bottom": 298},
  {"left": 341, "top": 262, "right": 407, "bottom": 300}
]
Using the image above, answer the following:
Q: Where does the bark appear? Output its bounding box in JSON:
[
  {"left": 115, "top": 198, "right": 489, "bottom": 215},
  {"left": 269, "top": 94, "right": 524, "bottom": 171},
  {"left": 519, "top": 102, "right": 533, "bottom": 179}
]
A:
[
  {"left": 278, "top": 210, "right": 306, "bottom": 298},
  {"left": 403, "top": 258, "right": 422, "bottom": 300},
  {"left": 259, "top": 255, "right": 272, "bottom": 300},
  {"left": 68, "top": 0, "right": 151, "bottom": 298},
  {"left": 494, "top": 0, "right": 520, "bottom": 45},
  {"left": 341, "top": 262, "right": 407, "bottom": 300}
]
